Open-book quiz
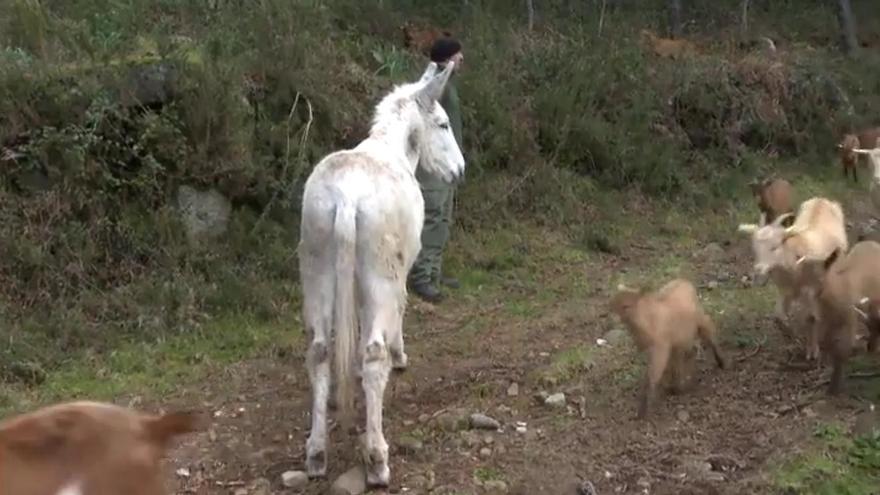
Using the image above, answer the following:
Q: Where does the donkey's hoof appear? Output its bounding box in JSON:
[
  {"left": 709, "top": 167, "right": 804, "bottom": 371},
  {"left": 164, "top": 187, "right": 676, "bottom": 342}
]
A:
[
  {"left": 306, "top": 451, "right": 327, "bottom": 478},
  {"left": 366, "top": 463, "right": 391, "bottom": 488},
  {"left": 391, "top": 351, "right": 408, "bottom": 372}
]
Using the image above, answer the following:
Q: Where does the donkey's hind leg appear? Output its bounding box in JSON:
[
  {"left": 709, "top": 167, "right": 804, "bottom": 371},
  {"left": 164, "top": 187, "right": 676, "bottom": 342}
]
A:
[
  {"left": 389, "top": 286, "right": 408, "bottom": 372},
  {"left": 302, "top": 265, "right": 335, "bottom": 478},
  {"left": 360, "top": 284, "right": 397, "bottom": 487}
]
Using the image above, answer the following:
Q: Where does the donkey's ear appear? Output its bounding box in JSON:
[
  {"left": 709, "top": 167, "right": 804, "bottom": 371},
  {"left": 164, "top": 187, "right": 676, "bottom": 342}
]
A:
[
  {"left": 417, "top": 62, "right": 439, "bottom": 85},
  {"left": 417, "top": 61, "right": 454, "bottom": 107}
]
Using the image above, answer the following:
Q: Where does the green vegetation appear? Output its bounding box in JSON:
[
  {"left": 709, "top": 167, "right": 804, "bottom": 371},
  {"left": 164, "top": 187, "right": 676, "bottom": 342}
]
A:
[
  {"left": 2, "top": 0, "right": 880, "bottom": 490},
  {"left": 0, "top": 311, "right": 296, "bottom": 415},
  {"left": 775, "top": 422, "right": 880, "bottom": 495}
]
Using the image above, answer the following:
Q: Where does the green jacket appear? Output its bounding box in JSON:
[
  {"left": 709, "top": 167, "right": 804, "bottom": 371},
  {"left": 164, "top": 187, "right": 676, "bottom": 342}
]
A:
[
  {"left": 417, "top": 74, "right": 463, "bottom": 187},
  {"left": 439, "top": 77, "right": 463, "bottom": 148}
]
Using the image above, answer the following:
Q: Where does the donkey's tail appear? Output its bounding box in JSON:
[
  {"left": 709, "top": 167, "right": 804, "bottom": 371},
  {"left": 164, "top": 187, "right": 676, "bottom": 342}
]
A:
[{"left": 332, "top": 201, "right": 358, "bottom": 428}]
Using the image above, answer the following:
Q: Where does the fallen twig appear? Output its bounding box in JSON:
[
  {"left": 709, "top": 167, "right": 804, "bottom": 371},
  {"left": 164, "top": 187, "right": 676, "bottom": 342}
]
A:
[
  {"left": 736, "top": 336, "right": 767, "bottom": 363},
  {"left": 846, "top": 371, "right": 880, "bottom": 380},
  {"left": 214, "top": 480, "right": 246, "bottom": 487},
  {"left": 251, "top": 93, "right": 314, "bottom": 236},
  {"left": 776, "top": 397, "right": 816, "bottom": 416},
  {"left": 778, "top": 360, "right": 819, "bottom": 372}
]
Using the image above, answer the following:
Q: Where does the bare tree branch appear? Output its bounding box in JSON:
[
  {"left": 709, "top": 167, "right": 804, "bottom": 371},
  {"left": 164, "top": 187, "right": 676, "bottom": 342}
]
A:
[
  {"left": 836, "top": 0, "right": 859, "bottom": 55},
  {"left": 668, "top": 0, "right": 683, "bottom": 38},
  {"left": 740, "top": 0, "right": 750, "bottom": 38},
  {"left": 526, "top": 0, "right": 535, "bottom": 32}
]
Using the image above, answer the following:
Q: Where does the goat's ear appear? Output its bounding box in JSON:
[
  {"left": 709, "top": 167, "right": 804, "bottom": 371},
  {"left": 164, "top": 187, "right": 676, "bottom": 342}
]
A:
[
  {"left": 778, "top": 213, "right": 796, "bottom": 229},
  {"left": 749, "top": 180, "right": 761, "bottom": 195},
  {"left": 144, "top": 411, "right": 206, "bottom": 448},
  {"left": 737, "top": 223, "right": 758, "bottom": 234},
  {"left": 823, "top": 249, "right": 841, "bottom": 272}
]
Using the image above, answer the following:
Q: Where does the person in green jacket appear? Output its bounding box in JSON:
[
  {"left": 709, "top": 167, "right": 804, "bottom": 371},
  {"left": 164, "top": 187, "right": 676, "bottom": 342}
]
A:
[{"left": 408, "top": 37, "right": 465, "bottom": 303}]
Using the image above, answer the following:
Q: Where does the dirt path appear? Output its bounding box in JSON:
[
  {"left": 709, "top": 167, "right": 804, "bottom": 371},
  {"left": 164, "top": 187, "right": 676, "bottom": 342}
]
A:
[{"left": 159, "top": 199, "right": 879, "bottom": 495}]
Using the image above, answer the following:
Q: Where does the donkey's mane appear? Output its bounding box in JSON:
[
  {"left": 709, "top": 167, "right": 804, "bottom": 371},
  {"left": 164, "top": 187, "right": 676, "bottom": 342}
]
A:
[{"left": 368, "top": 82, "right": 423, "bottom": 136}]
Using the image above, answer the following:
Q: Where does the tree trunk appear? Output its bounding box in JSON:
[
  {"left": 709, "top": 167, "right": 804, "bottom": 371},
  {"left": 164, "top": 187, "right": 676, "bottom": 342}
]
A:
[
  {"left": 526, "top": 0, "right": 535, "bottom": 32},
  {"left": 836, "top": 0, "right": 859, "bottom": 55},
  {"left": 740, "top": 0, "right": 750, "bottom": 38},
  {"left": 668, "top": 0, "right": 682, "bottom": 38}
]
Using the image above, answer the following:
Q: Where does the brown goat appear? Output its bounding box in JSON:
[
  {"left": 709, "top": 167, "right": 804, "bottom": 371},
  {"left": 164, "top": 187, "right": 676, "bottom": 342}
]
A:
[
  {"left": 0, "top": 401, "right": 205, "bottom": 495},
  {"left": 838, "top": 128, "right": 880, "bottom": 183},
  {"left": 609, "top": 279, "right": 728, "bottom": 418},
  {"left": 401, "top": 22, "right": 452, "bottom": 56},
  {"left": 800, "top": 240, "right": 880, "bottom": 395},
  {"left": 750, "top": 177, "right": 794, "bottom": 226},
  {"left": 855, "top": 296, "right": 880, "bottom": 354},
  {"left": 639, "top": 29, "right": 698, "bottom": 59}
]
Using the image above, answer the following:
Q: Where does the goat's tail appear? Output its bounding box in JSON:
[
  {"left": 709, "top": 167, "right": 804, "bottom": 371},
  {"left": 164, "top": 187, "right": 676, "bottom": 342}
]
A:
[
  {"left": 332, "top": 201, "right": 359, "bottom": 429},
  {"left": 697, "top": 313, "right": 728, "bottom": 370}
]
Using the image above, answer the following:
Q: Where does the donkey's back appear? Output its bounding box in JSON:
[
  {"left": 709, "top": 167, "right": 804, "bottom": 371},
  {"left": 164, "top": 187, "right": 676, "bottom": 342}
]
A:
[{"left": 301, "top": 149, "right": 423, "bottom": 266}]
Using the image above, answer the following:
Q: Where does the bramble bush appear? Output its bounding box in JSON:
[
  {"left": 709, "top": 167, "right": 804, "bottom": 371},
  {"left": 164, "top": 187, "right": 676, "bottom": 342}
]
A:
[{"left": 0, "top": 0, "right": 878, "bottom": 380}]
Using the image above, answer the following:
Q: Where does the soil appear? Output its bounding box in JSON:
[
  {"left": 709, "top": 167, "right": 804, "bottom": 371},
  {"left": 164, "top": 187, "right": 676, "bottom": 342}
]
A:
[{"left": 157, "top": 195, "right": 880, "bottom": 495}]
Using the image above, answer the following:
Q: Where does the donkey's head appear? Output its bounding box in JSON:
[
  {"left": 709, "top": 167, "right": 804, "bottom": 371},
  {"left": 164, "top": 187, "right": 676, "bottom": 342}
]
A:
[{"left": 410, "top": 61, "right": 465, "bottom": 183}]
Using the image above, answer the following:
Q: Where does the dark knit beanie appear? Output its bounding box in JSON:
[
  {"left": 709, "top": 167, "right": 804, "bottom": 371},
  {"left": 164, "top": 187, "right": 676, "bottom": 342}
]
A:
[{"left": 430, "top": 37, "right": 462, "bottom": 63}]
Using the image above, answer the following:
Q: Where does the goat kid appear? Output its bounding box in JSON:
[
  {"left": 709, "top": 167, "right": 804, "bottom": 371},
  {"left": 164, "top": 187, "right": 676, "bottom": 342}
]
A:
[
  {"left": 750, "top": 176, "right": 794, "bottom": 226},
  {"left": 609, "top": 279, "right": 727, "bottom": 419},
  {"left": 800, "top": 241, "right": 880, "bottom": 394},
  {"left": 837, "top": 128, "right": 880, "bottom": 183},
  {"left": 0, "top": 401, "right": 204, "bottom": 495}
]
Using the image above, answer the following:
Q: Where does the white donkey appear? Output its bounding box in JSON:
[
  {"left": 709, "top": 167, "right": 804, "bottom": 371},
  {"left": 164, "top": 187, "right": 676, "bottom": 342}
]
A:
[{"left": 297, "top": 61, "right": 464, "bottom": 487}]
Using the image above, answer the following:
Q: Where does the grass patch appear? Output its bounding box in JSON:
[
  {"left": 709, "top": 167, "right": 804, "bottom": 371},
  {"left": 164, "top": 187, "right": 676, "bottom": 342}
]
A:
[
  {"left": 473, "top": 466, "right": 505, "bottom": 483},
  {"left": 537, "top": 345, "right": 597, "bottom": 386},
  {"left": 774, "top": 422, "right": 880, "bottom": 495},
  {"left": 0, "top": 312, "right": 298, "bottom": 416}
]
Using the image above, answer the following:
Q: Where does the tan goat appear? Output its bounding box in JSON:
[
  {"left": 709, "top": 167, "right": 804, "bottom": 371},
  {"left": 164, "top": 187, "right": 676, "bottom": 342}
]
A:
[
  {"left": 750, "top": 176, "right": 794, "bottom": 226},
  {"left": 738, "top": 197, "right": 848, "bottom": 360},
  {"left": 609, "top": 279, "right": 728, "bottom": 419},
  {"left": 0, "top": 401, "right": 204, "bottom": 495},
  {"left": 838, "top": 127, "right": 880, "bottom": 183},
  {"left": 856, "top": 296, "right": 880, "bottom": 354},
  {"left": 639, "top": 29, "right": 698, "bottom": 59},
  {"left": 800, "top": 241, "right": 880, "bottom": 394}
]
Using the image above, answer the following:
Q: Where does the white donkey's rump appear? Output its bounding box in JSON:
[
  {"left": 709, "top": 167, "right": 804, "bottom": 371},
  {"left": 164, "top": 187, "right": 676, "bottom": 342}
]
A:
[{"left": 297, "top": 61, "right": 464, "bottom": 487}]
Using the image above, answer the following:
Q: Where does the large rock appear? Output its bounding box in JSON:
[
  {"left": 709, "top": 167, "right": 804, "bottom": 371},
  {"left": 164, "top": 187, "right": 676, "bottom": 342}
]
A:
[
  {"left": 121, "top": 61, "right": 178, "bottom": 108},
  {"left": 281, "top": 470, "right": 308, "bottom": 490},
  {"left": 176, "top": 185, "right": 232, "bottom": 245},
  {"left": 330, "top": 466, "right": 367, "bottom": 495}
]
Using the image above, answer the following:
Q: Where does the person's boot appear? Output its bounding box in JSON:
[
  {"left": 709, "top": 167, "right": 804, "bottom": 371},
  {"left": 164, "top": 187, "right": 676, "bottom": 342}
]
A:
[
  {"left": 411, "top": 282, "right": 444, "bottom": 303},
  {"left": 440, "top": 275, "right": 460, "bottom": 289}
]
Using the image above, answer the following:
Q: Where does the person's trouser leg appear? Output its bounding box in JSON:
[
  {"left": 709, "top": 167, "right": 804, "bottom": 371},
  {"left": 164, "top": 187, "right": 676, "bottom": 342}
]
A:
[
  {"left": 436, "top": 185, "right": 458, "bottom": 287},
  {"left": 409, "top": 185, "right": 452, "bottom": 295}
]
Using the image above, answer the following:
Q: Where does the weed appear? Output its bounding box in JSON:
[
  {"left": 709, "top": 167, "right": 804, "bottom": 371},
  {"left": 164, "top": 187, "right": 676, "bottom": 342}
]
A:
[
  {"left": 775, "top": 421, "right": 880, "bottom": 495},
  {"left": 473, "top": 466, "right": 505, "bottom": 483},
  {"left": 538, "top": 346, "right": 596, "bottom": 386}
]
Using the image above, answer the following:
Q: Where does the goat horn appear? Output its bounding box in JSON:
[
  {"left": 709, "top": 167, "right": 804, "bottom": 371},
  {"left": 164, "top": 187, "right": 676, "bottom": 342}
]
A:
[{"left": 854, "top": 306, "right": 868, "bottom": 320}]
